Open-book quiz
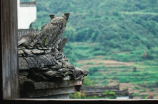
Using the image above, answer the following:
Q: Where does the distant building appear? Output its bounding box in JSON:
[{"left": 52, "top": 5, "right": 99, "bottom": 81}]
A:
[
  {"left": 17, "top": 0, "right": 37, "bottom": 29},
  {"left": 80, "top": 85, "right": 133, "bottom": 99}
]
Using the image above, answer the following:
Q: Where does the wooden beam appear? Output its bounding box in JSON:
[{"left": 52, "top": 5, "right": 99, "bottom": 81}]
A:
[
  {"left": 20, "top": 86, "right": 76, "bottom": 98},
  {"left": 20, "top": 80, "right": 82, "bottom": 90},
  {"left": 1, "top": 0, "right": 19, "bottom": 99}
]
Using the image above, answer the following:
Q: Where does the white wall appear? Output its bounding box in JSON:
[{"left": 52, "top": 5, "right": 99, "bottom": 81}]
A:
[{"left": 17, "top": 0, "right": 37, "bottom": 29}]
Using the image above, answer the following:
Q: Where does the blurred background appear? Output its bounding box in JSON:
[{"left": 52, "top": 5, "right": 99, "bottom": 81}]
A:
[{"left": 20, "top": 0, "right": 158, "bottom": 99}]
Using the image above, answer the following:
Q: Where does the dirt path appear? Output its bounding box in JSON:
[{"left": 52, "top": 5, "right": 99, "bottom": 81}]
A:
[
  {"left": 77, "top": 59, "right": 135, "bottom": 66},
  {"left": 77, "top": 59, "right": 135, "bottom": 70}
]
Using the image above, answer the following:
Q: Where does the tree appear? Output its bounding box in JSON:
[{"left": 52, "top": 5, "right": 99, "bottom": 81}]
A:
[{"left": 133, "top": 67, "right": 137, "bottom": 72}]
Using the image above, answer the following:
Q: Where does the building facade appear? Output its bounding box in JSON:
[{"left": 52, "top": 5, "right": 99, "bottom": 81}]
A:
[{"left": 17, "top": 0, "right": 37, "bottom": 29}]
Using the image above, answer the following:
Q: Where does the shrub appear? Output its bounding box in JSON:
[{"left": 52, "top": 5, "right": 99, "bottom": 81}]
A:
[
  {"left": 80, "top": 90, "right": 86, "bottom": 98},
  {"left": 103, "top": 91, "right": 117, "bottom": 99},
  {"left": 82, "top": 76, "right": 95, "bottom": 86},
  {"left": 88, "top": 66, "right": 105, "bottom": 75},
  {"left": 143, "top": 97, "right": 146, "bottom": 99},
  {"left": 74, "top": 91, "right": 81, "bottom": 99}
]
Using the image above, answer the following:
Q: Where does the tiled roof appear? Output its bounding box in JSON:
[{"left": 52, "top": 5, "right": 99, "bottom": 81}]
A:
[{"left": 20, "top": 1, "right": 36, "bottom": 7}]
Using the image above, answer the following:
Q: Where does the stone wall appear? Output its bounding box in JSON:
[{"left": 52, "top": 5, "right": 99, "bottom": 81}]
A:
[
  {"left": 80, "top": 84, "right": 120, "bottom": 92},
  {"left": 80, "top": 85, "right": 133, "bottom": 99}
]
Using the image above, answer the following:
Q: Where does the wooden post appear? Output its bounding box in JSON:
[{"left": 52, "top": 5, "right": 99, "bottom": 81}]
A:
[{"left": 1, "top": 0, "right": 19, "bottom": 99}]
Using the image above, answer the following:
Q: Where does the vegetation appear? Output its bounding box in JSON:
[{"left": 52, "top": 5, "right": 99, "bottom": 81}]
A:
[
  {"left": 143, "top": 97, "right": 146, "bottom": 99},
  {"left": 20, "top": 0, "right": 158, "bottom": 64},
  {"left": 82, "top": 76, "right": 95, "bottom": 86},
  {"left": 24, "top": 0, "right": 158, "bottom": 64},
  {"left": 103, "top": 91, "right": 117, "bottom": 99},
  {"left": 20, "top": 0, "right": 158, "bottom": 98},
  {"left": 69, "top": 90, "right": 116, "bottom": 99}
]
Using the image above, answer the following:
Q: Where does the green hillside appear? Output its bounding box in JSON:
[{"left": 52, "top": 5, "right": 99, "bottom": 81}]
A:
[
  {"left": 21, "top": 0, "right": 158, "bottom": 62},
  {"left": 20, "top": 0, "right": 158, "bottom": 99}
]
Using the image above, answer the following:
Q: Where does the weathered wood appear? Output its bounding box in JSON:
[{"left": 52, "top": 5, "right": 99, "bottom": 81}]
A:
[
  {"left": 10, "top": 0, "right": 19, "bottom": 99},
  {"left": 22, "top": 86, "right": 75, "bottom": 98},
  {"left": 1, "top": 0, "right": 19, "bottom": 99},
  {"left": 20, "top": 80, "right": 82, "bottom": 90},
  {"left": 40, "top": 94, "right": 69, "bottom": 99}
]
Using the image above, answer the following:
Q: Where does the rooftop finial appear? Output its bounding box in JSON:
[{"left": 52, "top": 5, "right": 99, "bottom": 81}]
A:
[
  {"left": 49, "top": 14, "right": 55, "bottom": 19},
  {"left": 64, "top": 13, "right": 70, "bottom": 20}
]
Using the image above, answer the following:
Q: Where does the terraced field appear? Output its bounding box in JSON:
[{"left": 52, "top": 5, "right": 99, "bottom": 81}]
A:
[
  {"left": 63, "top": 42, "right": 158, "bottom": 99},
  {"left": 76, "top": 58, "right": 158, "bottom": 99}
]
